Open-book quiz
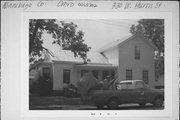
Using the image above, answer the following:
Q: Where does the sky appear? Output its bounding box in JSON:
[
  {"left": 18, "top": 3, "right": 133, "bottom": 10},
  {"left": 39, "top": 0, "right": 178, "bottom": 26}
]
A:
[{"left": 43, "top": 19, "right": 139, "bottom": 52}]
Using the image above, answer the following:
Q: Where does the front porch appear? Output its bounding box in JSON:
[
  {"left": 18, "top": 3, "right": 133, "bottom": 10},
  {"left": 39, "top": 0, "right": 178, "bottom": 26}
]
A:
[{"left": 75, "top": 63, "right": 118, "bottom": 82}]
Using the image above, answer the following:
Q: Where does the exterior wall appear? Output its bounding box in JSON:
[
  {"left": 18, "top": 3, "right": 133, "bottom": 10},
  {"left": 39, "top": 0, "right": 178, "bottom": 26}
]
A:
[
  {"left": 34, "top": 61, "right": 117, "bottom": 91},
  {"left": 52, "top": 62, "right": 116, "bottom": 90},
  {"left": 30, "top": 63, "right": 53, "bottom": 90},
  {"left": 52, "top": 62, "right": 77, "bottom": 90},
  {"left": 118, "top": 36, "right": 156, "bottom": 88},
  {"left": 29, "top": 69, "right": 37, "bottom": 87},
  {"left": 37, "top": 63, "right": 53, "bottom": 78},
  {"left": 102, "top": 47, "right": 119, "bottom": 65}
]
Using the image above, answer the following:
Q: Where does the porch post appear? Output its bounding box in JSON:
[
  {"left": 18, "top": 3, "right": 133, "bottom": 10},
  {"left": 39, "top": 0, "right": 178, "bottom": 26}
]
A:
[
  {"left": 52, "top": 62, "right": 56, "bottom": 90},
  {"left": 99, "top": 71, "right": 103, "bottom": 81}
]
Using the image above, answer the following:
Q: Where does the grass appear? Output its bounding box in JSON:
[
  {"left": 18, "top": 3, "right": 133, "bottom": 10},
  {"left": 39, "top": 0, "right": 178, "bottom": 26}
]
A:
[{"left": 29, "top": 95, "right": 83, "bottom": 110}]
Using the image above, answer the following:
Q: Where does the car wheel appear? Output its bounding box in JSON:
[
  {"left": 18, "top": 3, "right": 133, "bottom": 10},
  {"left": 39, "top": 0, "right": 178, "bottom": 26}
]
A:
[
  {"left": 96, "top": 104, "right": 104, "bottom": 109},
  {"left": 108, "top": 98, "right": 119, "bottom": 109},
  {"left": 139, "top": 103, "right": 146, "bottom": 107},
  {"left": 153, "top": 97, "right": 163, "bottom": 107}
]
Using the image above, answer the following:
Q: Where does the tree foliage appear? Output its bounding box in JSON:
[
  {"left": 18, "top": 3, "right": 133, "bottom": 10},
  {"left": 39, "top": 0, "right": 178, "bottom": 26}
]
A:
[
  {"left": 130, "top": 19, "right": 164, "bottom": 53},
  {"left": 29, "top": 19, "right": 91, "bottom": 63},
  {"left": 130, "top": 19, "right": 164, "bottom": 77}
]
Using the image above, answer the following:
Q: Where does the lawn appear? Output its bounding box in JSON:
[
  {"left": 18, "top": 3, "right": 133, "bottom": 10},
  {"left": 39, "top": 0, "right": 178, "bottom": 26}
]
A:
[{"left": 29, "top": 95, "right": 83, "bottom": 110}]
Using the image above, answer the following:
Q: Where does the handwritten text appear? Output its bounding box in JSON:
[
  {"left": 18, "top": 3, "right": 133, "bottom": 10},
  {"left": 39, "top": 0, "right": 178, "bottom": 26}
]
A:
[{"left": 2, "top": 2, "right": 32, "bottom": 10}]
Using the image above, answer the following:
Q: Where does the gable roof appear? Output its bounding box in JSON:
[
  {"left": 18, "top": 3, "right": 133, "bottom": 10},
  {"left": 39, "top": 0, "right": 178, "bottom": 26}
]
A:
[
  {"left": 97, "top": 33, "right": 158, "bottom": 52},
  {"left": 97, "top": 35, "right": 131, "bottom": 52}
]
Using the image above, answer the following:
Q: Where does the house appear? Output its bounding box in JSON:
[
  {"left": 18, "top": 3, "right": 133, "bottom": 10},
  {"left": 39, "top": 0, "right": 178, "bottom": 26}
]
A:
[
  {"left": 98, "top": 33, "right": 164, "bottom": 88},
  {"left": 30, "top": 46, "right": 117, "bottom": 91},
  {"left": 30, "top": 33, "right": 164, "bottom": 91}
]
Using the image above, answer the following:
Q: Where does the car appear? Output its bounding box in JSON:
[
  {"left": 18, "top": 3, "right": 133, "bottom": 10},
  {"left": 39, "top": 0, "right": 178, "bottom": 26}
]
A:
[{"left": 87, "top": 80, "right": 164, "bottom": 109}]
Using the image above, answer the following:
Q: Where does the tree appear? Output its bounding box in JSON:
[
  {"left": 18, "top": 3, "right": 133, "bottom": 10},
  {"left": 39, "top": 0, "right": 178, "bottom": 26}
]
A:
[
  {"left": 130, "top": 19, "right": 164, "bottom": 77},
  {"left": 29, "top": 19, "right": 91, "bottom": 64}
]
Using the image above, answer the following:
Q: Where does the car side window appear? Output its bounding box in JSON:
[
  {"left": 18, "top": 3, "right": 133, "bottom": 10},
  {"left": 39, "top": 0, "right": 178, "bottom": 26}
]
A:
[
  {"left": 135, "top": 81, "right": 145, "bottom": 89},
  {"left": 117, "top": 83, "right": 126, "bottom": 90}
]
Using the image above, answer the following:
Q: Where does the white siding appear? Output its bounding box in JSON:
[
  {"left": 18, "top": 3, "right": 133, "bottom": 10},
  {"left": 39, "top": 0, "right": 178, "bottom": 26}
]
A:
[
  {"left": 102, "top": 47, "right": 119, "bottom": 65},
  {"left": 118, "top": 36, "right": 156, "bottom": 87},
  {"left": 53, "top": 62, "right": 78, "bottom": 90}
]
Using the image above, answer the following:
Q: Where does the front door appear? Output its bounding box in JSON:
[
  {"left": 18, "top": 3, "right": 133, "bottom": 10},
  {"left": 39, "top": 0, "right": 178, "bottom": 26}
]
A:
[{"left": 42, "top": 67, "right": 53, "bottom": 94}]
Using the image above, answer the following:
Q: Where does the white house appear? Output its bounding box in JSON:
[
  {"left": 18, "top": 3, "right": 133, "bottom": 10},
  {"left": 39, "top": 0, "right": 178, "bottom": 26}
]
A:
[
  {"left": 30, "top": 33, "right": 164, "bottom": 91},
  {"left": 98, "top": 33, "right": 164, "bottom": 88},
  {"left": 30, "top": 48, "right": 117, "bottom": 91}
]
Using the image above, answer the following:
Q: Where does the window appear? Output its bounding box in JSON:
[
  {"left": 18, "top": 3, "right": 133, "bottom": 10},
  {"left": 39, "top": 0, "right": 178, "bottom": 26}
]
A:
[
  {"left": 111, "top": 70, "right": 115, "bottom": 80},
  {"left": 63, "top": 69, "right": 70, "bottom": 84},
  {"left": 135, "top": 45, "right": 140, "bottom": 60},
  {"left": 102, "top": 70, "right": 109, "bottom": 80},
  {"left": 81, "top": 70, "right": 88, "bottom": 77},
  {"left": 43, "top": 67, "right": 50, "bottom": 77},
  {"left": 142, "top": 70, "right": 148, "bottom": 84},
  {"left": 92, "top": 70, "right": 99, "bottom": 79},
  {"left": 126, "top": 69, "right": 132, "bottom": 80}
]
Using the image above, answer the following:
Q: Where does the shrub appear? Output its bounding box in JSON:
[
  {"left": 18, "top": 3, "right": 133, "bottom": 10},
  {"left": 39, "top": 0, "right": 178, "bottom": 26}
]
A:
[{"left": 63, "top": 84, "right": 80, "bottom": 97}]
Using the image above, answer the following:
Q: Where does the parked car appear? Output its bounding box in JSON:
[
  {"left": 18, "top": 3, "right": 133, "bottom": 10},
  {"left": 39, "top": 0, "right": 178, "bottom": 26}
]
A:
[{"left": 86, "top": 80, "right": 164, "bottom": 109}]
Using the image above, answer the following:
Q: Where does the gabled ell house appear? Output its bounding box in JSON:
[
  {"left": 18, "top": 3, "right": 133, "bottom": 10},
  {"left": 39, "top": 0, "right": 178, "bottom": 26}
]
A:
[
  {"left": 30, "top": 33, "right": 164, "bottom": 91},
  {"left": 98, "top": 33, "right": 164, "bottom": 88}
]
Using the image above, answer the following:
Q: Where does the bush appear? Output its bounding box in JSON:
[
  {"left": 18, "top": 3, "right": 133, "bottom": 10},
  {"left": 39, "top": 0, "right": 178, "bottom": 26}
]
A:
[
  {"left": 29, "top": 80, "right": 39, "bottom": 94},
  {"left": 63, "top": 84, "right": 80, "bottom": 97},
  {"left": 37, "top": 76, "right": 52, "bottom": 96}
]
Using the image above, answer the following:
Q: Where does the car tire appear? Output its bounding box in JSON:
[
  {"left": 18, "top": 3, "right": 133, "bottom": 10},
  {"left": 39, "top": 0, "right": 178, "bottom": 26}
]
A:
[
  {"left": 107, "top": 98, "right": 119, "bottom": 109},
  {"left": 96, "top": 104, "right": 104, "bottom": 109},
  {"left": 153, "top": 97, "right": 163, "bottom": 107}
]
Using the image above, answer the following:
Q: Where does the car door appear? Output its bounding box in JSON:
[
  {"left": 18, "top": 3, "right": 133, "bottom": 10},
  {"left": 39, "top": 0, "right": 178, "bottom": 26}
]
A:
[
  {"left": 133, "top": 81, "right": 146, "bottom": 103},
  {"left": 142, "top": 87, "right": 156, "bottom": 103},
  {"left": 119, "top": 88, "right": 136, "bottom": 103},
  {"left": 117, "top": 82, "right": 139, "bottom": 104}
]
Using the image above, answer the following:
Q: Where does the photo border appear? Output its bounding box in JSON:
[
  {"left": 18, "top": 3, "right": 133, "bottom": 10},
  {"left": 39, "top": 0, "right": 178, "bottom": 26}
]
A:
[{"left": 21, "top": 11, "right": 176, "bottom": 119}]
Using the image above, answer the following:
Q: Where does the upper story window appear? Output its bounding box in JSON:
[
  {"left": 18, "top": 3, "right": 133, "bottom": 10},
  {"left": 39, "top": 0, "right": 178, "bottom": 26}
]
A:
[{"left": 135, "top": 45, "right": 140, "bottom": 60}]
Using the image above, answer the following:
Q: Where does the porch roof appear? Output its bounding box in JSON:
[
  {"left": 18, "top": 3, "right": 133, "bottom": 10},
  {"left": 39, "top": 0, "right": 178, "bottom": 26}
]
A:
[{"left": 75, "top": 63, "right": 118, "bottom": 70}]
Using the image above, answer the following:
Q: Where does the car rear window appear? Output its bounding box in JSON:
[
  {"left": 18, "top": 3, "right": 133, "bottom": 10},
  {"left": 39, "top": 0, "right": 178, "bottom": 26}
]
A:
[{"left": 117, "top": 82, "right": 133, "bottom": 90}]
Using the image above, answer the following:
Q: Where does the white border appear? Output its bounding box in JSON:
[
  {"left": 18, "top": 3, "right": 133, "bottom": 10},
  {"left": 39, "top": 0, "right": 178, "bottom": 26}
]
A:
[{"left": 21, "top": 12, "right": 174, "bottom": 118}]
